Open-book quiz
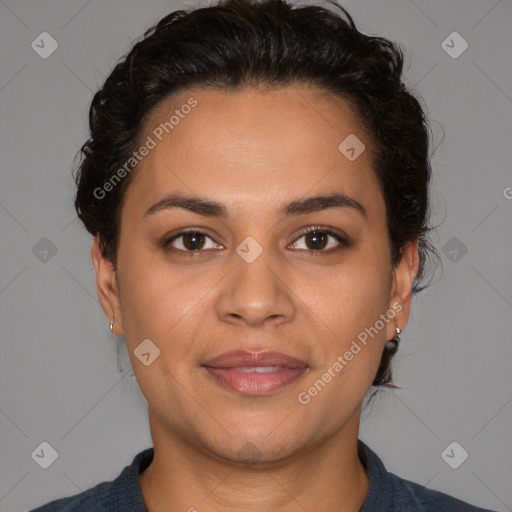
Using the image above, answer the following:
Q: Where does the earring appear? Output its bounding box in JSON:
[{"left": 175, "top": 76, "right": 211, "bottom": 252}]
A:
[
  {"left": 394, "top": 327, "right": 401, "bottom": 345},
  {"left": 109, "top": 319, "right": 114, "bottom": 333},
  {"left": 385, "top": 326, "right": 401, "bottom": 348}
]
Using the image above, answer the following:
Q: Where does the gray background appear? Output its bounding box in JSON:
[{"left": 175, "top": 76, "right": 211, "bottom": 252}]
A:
[{"left": 0, "top": 0, "right": 511, "bottom": 510}]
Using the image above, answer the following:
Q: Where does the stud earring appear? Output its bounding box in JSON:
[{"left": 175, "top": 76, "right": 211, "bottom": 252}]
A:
[
  {"left": 394, "top": 327, "right": 401, "bottom": 345},
  {"left": 385, "top": 326, "right": 401, "bottom": 348}
]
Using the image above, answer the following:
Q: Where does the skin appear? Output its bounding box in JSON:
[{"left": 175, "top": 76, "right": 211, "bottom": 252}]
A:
[{"left": 92, "top": 85, "right": 419, "bottom": 512}]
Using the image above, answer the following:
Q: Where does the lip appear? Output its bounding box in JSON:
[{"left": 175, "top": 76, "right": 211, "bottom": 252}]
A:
[
  {"left": 202, "top": 350, "right": 308, "bottom": 369},
  {"left": 202, "top": 350, "right": 309, "bottom": 396}
]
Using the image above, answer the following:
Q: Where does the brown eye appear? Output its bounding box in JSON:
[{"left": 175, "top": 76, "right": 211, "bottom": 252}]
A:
[
  {"left": 305, "top": 231, "right": 328, "bottom": 250},
  {"left": 290, "top": 227, "right": 348, "bottom": 253},
  {"left": 165, "top": 230, "right": 221, "bottom": 252},
  {"left": 181, "top": 232, "right": 206, "bottom": 250}
]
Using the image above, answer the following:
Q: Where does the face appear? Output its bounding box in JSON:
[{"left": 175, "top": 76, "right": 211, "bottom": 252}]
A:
[{"left": 93, "top": 85, "right": 418, "bottom": 464}]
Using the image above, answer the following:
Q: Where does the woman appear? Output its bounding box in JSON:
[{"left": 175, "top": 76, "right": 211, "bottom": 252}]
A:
[{"left": 30, "top": 0, "right": 498, "bottom": 510}]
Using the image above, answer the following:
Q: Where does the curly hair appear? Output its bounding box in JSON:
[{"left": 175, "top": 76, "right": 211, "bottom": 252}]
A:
[{"left": 73, "top": 0, "right": 439, "bottom": 389}]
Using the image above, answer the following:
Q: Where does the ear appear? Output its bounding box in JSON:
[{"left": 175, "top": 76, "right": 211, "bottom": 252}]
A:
[
  {"left": 91, "top": 235, "right": 124, "bottom": 336},
  {"left": 386, "top": 239, "right": 420, "bottom": 342}
]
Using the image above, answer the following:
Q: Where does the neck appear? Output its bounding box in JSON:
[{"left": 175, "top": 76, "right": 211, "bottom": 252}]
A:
[{"left": 139, "top": 411, "right": 368, "bottom": 512}]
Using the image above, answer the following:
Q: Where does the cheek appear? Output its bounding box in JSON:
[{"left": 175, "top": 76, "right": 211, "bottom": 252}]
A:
[
  {"left": 116, "top": 250, "right": 179, "bottom": 341},
  {"left": 305, "top": 254, "right": 391, "bottom": 341},
  {"left": 298, "top": 267, "right": 390, "bottom": 413},
  {"left": 117, "top": 250, "right": 219, "bottom": 357},
  {"left": 116, "top": 258, "right": 207, "bottom": 404},
  {"left": 299, "top": 252, "right": 391, "bottom": 398}
]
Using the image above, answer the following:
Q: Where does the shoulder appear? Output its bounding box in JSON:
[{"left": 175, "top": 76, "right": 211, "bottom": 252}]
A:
[
  {"left": 28, "top": 447, "right": 154, "bottom": 512},
  {"left": 28, "top": 484, "right": 111, "bottom": 512},
  {"left": 358, "top": 440, "right": 498, "bottom": 512},
  {"left": 388, "top": 471, "right": 498, "bottom": 512}
]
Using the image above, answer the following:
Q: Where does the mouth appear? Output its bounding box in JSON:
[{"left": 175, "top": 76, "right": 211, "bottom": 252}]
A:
[{"left": 201, "top": 350, "right": 309, "bottom": 396}]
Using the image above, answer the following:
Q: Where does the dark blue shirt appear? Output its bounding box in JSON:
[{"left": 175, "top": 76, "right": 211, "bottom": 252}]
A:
[{"left": 30, "top": 440, "right": 498, "bottom": 511}]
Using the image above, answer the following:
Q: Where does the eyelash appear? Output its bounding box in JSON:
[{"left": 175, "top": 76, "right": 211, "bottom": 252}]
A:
[{"left": 163, "top": 226, "right": 349, "bottom": 256}]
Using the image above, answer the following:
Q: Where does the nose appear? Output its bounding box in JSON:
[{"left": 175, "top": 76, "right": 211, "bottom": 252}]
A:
[{"left": 216, "top": 246, "right": 297, "bottom": 328}]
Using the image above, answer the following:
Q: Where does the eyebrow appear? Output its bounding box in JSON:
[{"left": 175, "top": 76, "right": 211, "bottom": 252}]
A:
[{"left": 144, "top": 192, "right": 367, "bottom": 221}]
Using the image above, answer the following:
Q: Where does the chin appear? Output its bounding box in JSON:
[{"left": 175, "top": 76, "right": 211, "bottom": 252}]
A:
[
  {"left": 208, "top": 438, "right": 300, "bottom": 467},
  {"left": 195, "top": 419, "right": 310, "bottom": 466}
]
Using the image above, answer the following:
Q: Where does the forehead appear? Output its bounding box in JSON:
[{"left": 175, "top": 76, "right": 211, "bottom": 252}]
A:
[{"left": 122, "top": 86, "right": 382, "bottom": 220}]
